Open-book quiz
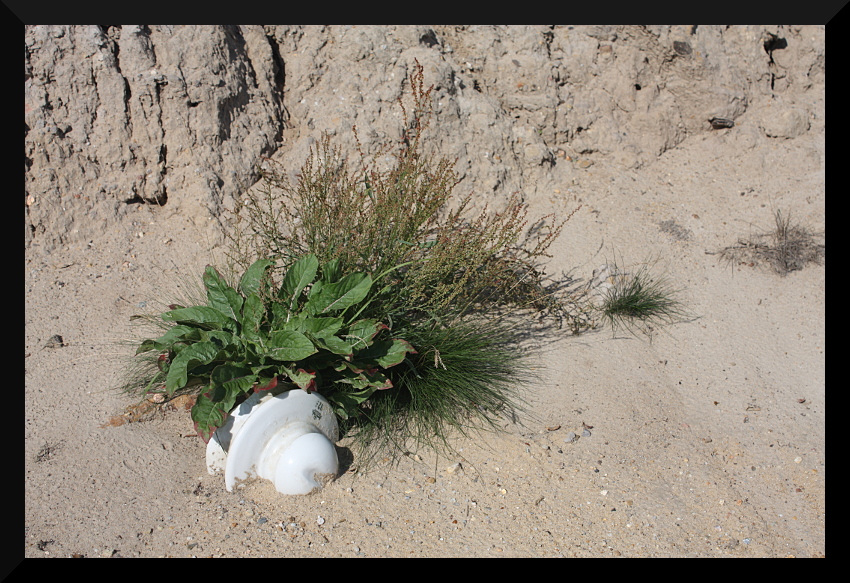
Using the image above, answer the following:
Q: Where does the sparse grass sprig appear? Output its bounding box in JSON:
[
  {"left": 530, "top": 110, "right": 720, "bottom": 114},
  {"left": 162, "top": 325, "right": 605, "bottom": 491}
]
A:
[
  {"left": 599, "top": 257, "right": 690, "bottom": 338},
  {"left": 115, "top": 267, "right": 214, "bottom": 399}
]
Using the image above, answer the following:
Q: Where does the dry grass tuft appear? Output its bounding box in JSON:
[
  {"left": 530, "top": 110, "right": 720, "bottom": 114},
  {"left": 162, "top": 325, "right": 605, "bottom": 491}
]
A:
[{"left": 716, "top": 209, "right": 824, "bottom": 276}]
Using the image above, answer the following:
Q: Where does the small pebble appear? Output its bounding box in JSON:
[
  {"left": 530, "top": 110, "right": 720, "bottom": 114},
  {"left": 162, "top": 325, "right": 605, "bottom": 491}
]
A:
[
  {"left": 317, "top": 516, "right": 325, "bottom": 526},
  {"left": 257, "top": 517, "right": 268, "bottom": 525},
  {"left": 709, "top": 117, "right": 735, "bottom": 129},
  {"left": 43, "top": 334, "right": 65, "bottom": 349},
  {"left": 582, "top": 428, "right": 592, "bottom": 438},
  {"left": 564, "top": 432, "right": 577, "bottom": 443}
]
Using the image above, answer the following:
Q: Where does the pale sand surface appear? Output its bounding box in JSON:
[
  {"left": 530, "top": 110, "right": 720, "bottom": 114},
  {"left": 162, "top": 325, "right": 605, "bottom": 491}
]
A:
[{"left": 24, "top": 111, "right": 823, "bottom": 558}]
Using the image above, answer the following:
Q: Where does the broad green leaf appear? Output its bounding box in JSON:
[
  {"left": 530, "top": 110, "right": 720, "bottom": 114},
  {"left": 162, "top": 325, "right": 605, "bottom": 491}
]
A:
[
  {"left": 271, "top": 318, "right": 300, "bottom": 333},
  {"left": 162, "top": 306, "right": 234, "bottom": 330},
  {"left": 203, "top": 266, "right": 244, "bottom": 322},
  {"left": 275, "top": 315, "right": 343, "bottom": 338},
  {"left": 334, "top": 365, "right": 373, "bottom": 390},
  {"left": 192, "top": 392, "right": 234, "bottom": 443},
  {"left": 166, "top": 341, "right": 222, "bottom": 394},
  {"left": 308, "top": 279, "right": 323, "bottom": 299},
  {"left": 334, "top": 360, "right": 362, "bottom": 374},
  {"left": 240, "top": 293, "right": 265, "bottom": 342},
  {"left": 238, "top": 259, "right": 275, "bottom": 298},
  {"left": 271, "top": 301, "right": 289, "bottom": 324},
  {"left": 321, "top": 258, "right": 342, "bottom": 284},
  {"left": 281, "top": 365, "right": 318, "bottom": 392},
  {"left": 343, "top": 319, "right": 389, "bottom": 349},
  {"left": 328, "top": 388, "right": 376, "bottom": 420},
  {"left": 151, "top": 325, "right": 202, "bottom": 349},
  {"left": 362, "top": 368, "right": 393, "bottom": 390},
  {"left": 210, "top": 364, "right": 257, "bottom": 397},
  {"left": 334, "top": 360, "right": 389, "bottom": 388},
  {"left": 166, "top": 341, "right": 191, "bottom": 357},
  {"left": 337, "top": 365, "right": 393, "bottom": 391},
  {"left": 311, "top": 335, "right": 354, "bottom": 359},
  {"left": 207, "top": 382, "right": 228, "bottom": 403},
  {"left": 136, "top": 339, "right": 157, "bottom": 355},
  {"left": 136, "top": 325, "right": 200, "bottom": 354},
  {"left": 280, "top": 254, "right": 318, "bottom": 311},
  {"left": 305, "top": 272, "right": 372, "bottom": 315},
  {"left": 304, "top": 316, "right": 344, "bottom": 337},
  {"left": 267, "top": 330, "right": 317, "bottom": 361},
  {"left": 354, "top": 338, "right": 416, "bottom": 368},
  {"left": 201, "top": 330, "right": 237, "bottom": 349}
]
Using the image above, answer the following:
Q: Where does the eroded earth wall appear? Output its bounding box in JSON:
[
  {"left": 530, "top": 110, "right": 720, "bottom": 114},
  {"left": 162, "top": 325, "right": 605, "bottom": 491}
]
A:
[{"left": 25, "top": 25, "right": 824, "bottom": 252}]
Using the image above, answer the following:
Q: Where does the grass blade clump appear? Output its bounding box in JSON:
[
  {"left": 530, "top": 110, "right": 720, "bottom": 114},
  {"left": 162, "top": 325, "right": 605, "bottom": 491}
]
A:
[
  {"left": 599, "top": 258, "right": 691, "bottom": 338},
  {"left": 344, "top": 318, "right": 532, "bottom": 467}
]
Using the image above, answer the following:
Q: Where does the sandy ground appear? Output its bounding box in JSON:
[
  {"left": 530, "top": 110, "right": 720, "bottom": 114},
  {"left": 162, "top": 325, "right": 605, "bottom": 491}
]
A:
[{"left": 23, "top": 100, "right": 824, "bottom": 559}]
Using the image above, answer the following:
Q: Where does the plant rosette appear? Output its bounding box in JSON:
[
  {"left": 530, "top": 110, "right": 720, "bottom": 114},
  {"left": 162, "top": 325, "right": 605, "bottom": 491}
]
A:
[{"left": 133, "top": 253, "right": 416, "bottom": 443}]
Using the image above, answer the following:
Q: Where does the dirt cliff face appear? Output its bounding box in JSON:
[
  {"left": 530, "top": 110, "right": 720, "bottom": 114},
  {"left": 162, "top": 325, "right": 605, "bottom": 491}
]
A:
[
  {"left": 25, "top": 24, "right": 823, "bottom": 252},
  {"left": 25, "top": 25, "right": 285, "bottom": 250}
]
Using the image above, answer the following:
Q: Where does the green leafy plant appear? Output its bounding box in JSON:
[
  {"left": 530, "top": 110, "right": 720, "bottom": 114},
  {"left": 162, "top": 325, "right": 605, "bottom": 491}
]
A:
[
  {"left": 212, "top": 62, "right": 586, "bottom": 463},
  {"left": 132, "top": 253, "right": 415, "bottom": 442},
  {"left": 119, "top": 60, "right": 688, "bottom": 469}
]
